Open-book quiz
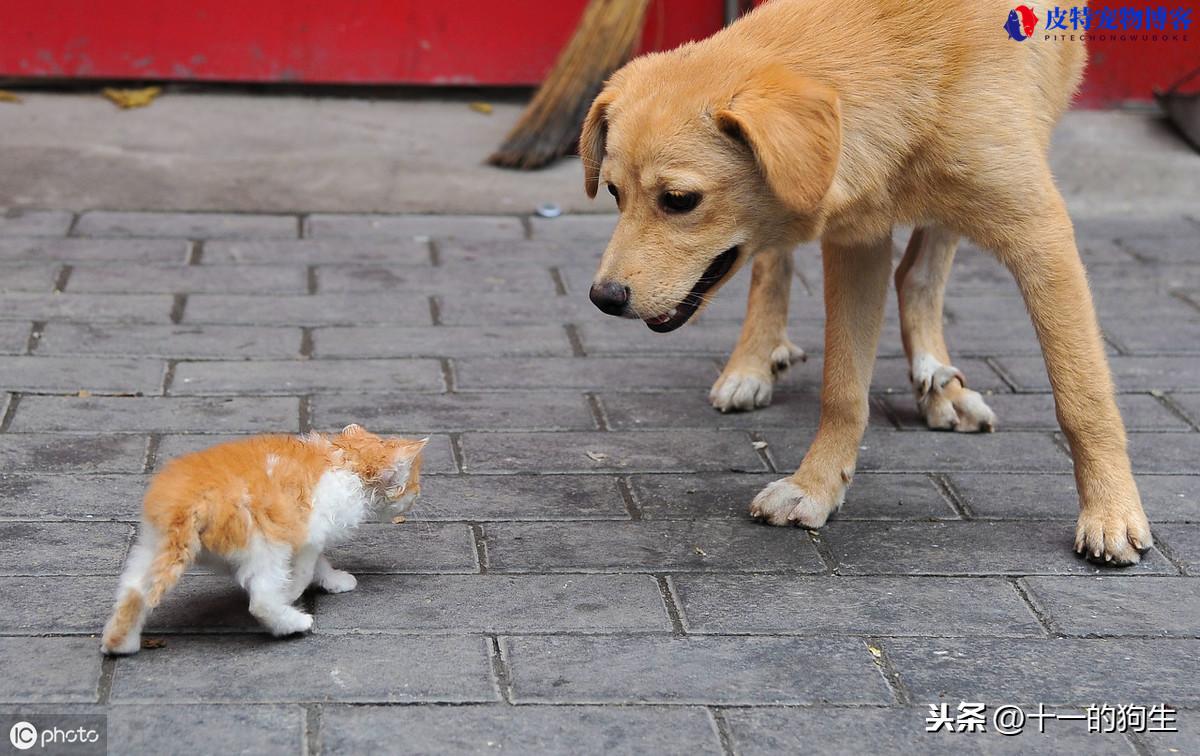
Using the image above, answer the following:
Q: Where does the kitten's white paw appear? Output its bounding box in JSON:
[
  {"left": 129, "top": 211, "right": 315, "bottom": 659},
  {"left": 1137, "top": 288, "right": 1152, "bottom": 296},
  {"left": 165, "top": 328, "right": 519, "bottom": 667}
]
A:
[
  {"left": 319, "top": 570, "right": 357, "bottom": 594},
  {"left": 266, "top": 608, "right": 314, "bottom": 637},
  {"left": 100, "top": 632, "right": 141, "bottom": 656}
]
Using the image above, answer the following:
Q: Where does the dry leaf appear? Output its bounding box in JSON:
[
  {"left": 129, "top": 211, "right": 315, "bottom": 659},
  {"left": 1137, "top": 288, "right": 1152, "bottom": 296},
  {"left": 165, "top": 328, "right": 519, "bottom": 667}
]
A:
[
  {"left": 391, "top": 515, "right": 407, "bottom": 524},
  {"left": 693, "top": 545, "right": 707, "bottom": 557},
  {"left": 468, "top": 101, "right": 493, "bottom": 114},
  {"left": 585, "top": 451, "right": 608, "bottom": 462},
  {"left": 140, "top": 637, "right": 167, "bottom": 649},
  {"left": 77, "top": 390, "right": 92, "bottom": 398},
  {"left": 103, "top": 86, "right": 162, "bottom": 109},
  {"left": 751, "top": 441, "right": 768, "bottom": 450},
  {"left": 867, "top": 644, "right": 883, "bottom": 659},
  {"left": 0, "top": 90, "right": 23, "bottom": 103}
]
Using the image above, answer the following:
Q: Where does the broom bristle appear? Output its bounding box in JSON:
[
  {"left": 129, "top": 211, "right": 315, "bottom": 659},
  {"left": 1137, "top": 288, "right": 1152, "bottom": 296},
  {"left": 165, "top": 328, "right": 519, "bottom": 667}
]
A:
[{"left": 489, "top": 0, "right": 651, "bottom": 170}]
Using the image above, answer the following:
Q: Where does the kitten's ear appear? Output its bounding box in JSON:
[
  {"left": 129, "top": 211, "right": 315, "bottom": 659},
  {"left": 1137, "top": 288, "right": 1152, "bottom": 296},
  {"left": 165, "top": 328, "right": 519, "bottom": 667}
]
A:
[
  {"left": 382, "top": 438, "right": 428, "bottom": 487},
  {"left": 341, "top": 424, "right": 366, "bottom": 436}
]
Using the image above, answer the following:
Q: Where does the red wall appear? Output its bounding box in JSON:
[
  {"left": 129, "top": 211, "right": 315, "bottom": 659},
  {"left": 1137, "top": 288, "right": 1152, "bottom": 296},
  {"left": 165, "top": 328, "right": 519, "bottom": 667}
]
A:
[{"left": 0, "top": 0, "right": 1194, "bottom": 106}]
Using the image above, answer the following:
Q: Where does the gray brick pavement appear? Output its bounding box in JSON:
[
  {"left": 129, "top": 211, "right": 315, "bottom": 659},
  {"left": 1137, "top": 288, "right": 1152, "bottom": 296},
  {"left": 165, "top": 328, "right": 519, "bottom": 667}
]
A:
[{"left": 0, "top": 211, "right": 1195, "bottom": 754}]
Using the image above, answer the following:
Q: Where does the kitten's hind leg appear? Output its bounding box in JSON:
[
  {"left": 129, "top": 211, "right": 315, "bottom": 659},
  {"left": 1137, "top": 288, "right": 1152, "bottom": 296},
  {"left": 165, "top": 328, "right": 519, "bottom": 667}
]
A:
[
  {"left": 102, "top": 522, "right": 195, "bottom": 655},
  {"left": 240, "top": 540, "right": 313, "bottom": 636},
  {"left": 313, "top": 555, "right": 357, "bottom": 594}
]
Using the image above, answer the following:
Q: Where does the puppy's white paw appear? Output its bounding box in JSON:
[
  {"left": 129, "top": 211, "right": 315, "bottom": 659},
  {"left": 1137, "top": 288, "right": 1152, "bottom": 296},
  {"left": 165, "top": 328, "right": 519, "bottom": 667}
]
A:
[
  {"left": 912, "top": 354, "right": 996, "bottom": 432},
  {"left": 710, "top": 339, "right": 805, "bottom": 413},
  {"left": 318, "top": 569, "right": 357, "bottom": 594},
  {"left": 750, "top": 478, "right": 843, "bottom": 528},
  {"left": 1075, "top": 507, "right": 1153, "bottom": 567}
]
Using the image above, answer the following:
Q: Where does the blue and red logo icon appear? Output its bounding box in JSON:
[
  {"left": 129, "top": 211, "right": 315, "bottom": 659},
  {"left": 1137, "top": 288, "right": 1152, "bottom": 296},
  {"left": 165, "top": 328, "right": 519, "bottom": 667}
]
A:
[{"left": 1005, "top": 5, "right": 1041, "bottom": 39}]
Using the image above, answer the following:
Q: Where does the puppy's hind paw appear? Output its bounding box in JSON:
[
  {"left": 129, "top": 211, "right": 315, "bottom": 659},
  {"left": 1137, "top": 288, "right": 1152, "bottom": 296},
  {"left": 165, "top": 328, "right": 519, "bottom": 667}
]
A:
[
  {"left": 750, "top": 478, "right": 842, "bottom": 529},
  {"left": 913, "top": 356, "right": 996, "bottom": 433}
]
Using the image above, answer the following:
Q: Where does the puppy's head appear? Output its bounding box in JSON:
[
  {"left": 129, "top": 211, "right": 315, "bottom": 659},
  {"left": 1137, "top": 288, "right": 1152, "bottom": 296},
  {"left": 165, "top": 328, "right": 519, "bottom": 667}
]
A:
[{"left": 582, "top": 56, "right": 841, "bottom": 331}]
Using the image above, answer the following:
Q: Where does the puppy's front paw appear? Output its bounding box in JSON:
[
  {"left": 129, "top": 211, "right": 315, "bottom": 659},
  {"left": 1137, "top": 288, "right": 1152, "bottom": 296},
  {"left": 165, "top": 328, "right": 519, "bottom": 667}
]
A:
[
  {"left": 912, "top": 355, "right": 996, "bottom": 432},
  {"left": 710, "top": 339, "right": 805, "bottom": 413},
  {"left": 1075, "top": 507, "right": 1153, "bottom": 566},
  {"left": 318, "top": 569, "right": 357, "bottom": 594},
  {"left": 750, "top": 478, "right": 843, "bottom": 528}
]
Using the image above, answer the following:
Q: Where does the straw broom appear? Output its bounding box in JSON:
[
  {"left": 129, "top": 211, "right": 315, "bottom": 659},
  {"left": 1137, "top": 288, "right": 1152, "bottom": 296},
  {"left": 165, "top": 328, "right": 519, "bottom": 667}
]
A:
[{"left": 488, "top": 0, "right": 651, "bottom": 170}]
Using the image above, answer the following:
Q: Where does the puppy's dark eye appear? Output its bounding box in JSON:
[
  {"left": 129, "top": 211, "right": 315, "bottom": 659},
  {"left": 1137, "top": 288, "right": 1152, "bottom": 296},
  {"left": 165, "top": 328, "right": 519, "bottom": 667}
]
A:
[
  {"left": 607, "top": 184, "right": 620, "bottom": 202},
  {"left": 661, "top": 191, "right": 701, "bottom": 214}
]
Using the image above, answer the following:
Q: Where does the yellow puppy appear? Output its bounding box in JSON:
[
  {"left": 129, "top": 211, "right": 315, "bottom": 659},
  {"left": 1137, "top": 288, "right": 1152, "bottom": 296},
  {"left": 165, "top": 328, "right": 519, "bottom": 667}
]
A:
[{"left": 582, "top": 0, "right": 1152, "bottom": 565}]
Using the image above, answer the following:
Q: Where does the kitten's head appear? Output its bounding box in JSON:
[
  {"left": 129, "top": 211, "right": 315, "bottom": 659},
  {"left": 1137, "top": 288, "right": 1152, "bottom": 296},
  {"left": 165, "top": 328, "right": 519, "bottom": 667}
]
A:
[{"left": 332, "top": 424, "right": 428, "bottom": 513}]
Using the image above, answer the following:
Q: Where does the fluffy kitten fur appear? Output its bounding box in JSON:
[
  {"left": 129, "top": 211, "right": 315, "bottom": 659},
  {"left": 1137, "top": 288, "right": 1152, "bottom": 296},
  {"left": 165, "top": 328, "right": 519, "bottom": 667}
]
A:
[{"left": 101, "top": 424, "right": 427, "bottom": 655}]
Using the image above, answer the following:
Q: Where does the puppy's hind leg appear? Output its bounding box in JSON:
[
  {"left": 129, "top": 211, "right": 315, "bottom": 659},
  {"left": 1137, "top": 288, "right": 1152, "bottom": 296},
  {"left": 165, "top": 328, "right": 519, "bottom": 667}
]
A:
[
  {"left": 710, "top": 247, "right": 806, "bottom": 412},
  {"left": 896, "top": 225, "right": 996, "bottom": 432}
]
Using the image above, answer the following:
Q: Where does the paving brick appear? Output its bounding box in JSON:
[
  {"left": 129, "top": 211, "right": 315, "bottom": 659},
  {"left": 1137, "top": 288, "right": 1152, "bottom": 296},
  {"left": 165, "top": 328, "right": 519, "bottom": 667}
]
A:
[
  {"left": 1022, "top": 576, "right": 1200, "bottom": 637},
  {"left": 153, "top": 433, "right": 458, "bottom": 474},
  {"left": 435, "top": 291, "right": 608, "bottom": 325},
  {"left": 886, "top": 392, "right": 1189, "bottom": 432},
  {"left": 75, "top": 211, "right": 297, "bottom": 239},
  {"left": 184, "top": 292, "right": 432, "bottom": 326},
  {"left": 1120, "top": 235, "right": 1200, "bottom": 264},
  {"left": 170, "top": 359, "right": 444, "bottom": 394},
  {"left": 820, "top": 521, "right": 1176, "bottom": 576},
  {"left": 725, "top": 707, "right": 1135, "bottom": 756},
  {"left": 0, "top": 638, "right": 102, "bottom": 702},
  {"left": 109, "top": 634, "right": 496, "bottom": 703},
  {"left": 312, "top": 325, "right": 572, "bottom": 359},
  {"left": 998, "top": 355, "right": 1200, "bottom": 392},
  {"left": 460, "top": 431, "right": 765, "bottom": 474},
  {"left": 886, "top": 637, "right": 1200, "bottom": 705},
  {"left": 600, "top": 389, "right": 894, "bottom": 430},
  {"left": 0, "top": 473, "right": 146, "bottom": 520},
  {"left": 0, "top": 263, "right": 62, "bottom": 291},
  {"left": 0, "top": 237, "right": 188, "bottom": 263},
  {"left": 0, "top": 209, "right": 73, "bottom": 237},
  {"left": 1139, "top": 708, "right": 1200, "bottom": 755},
  {"left": 862, "top": 356, "right": 1007, "bottom": 394},
  {"left": 528, "top": 213, "right": 617, "bottom": 241},
  {"left": 306, "top": 214, "right": 524, "bottom": 241},
  {"left": 454, "top": 357, "right": 721, "bottom": 390},
  {"left": 1155, "top": 525, "right": 1200, "bottom": 573},
  {"left": 10, "top": 396, "right": 299, "bottom": 433},
  {"left": 324, "top": 523, "right": 479, "bottom": 574},
  {"left": 502, "top": 635, "right": 892, "bottom": 704},
  {"left": 315, "top": 574, "right": 670, "bottom": 632},
  {"left": 482, "top": 520, "right": 824, "bottom": 573},
  {"left": 203, "top": 238, "right": 429, "bottom": 264},
  {"left": 316, "top": 262, "right": 556, "bottom": 294},
  {"left": 1104, "top": 317, "right": 1200, "bottom": 354},
  {"left": 1172, "top": 392, "right": 1200, "bottom": 426},
  {"left": 0, "top": 522, "right": 130, "bottom": 575},
  {"left": 437, "top": 237, "right": 603, "bottom": 265},
  {"left": 322, "top": 704, "right": 720, "bottom": 755},
  {"left": 0, "top": 321, "right": 28, "bottom": 354},
  {"left": 763, "top": 430, "right": 1071, "bottom": 473},
  {"left": 108, "top": 704, "right": 305, "bottom": 755},
  {"left": 312, "top": 391, "right": 594, "bottom": 433},
  {"left": 36, "top": 323, "right": 303, "bottom": 359},
  {"left": 410, "top": 475, "right": 628, "bottom": 521},
  {"left": 577, "top": 321, "right": 746, "bottom": 356},
  {"left": 0, "top": 434, "right": 148, "bottom": 473},
  {"left": 673, "top": 575, "right": 1041, "bottom": 636},
  {"left": 0, "top": 356, "right": 163, "bottom": 394},
  {"left": 630, "top": 472, "right": 958, "bottom": 521},
  {"left": 67, "top": 264, "right": 307, "bottom": 294},
  {"left": 948, "top": 473, "right": 1200, "bottom": 522},
  {"left": 0, "top": 292, "right": 174, "bottom": 323},
  {"left": 1127, "top": 434, "right": 1200, "bottom": 474}
]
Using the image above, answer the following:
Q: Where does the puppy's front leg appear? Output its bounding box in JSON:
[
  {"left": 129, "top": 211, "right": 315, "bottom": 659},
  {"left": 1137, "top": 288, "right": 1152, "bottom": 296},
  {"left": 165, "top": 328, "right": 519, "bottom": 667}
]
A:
[
  {"left": 710, "top": 247, "right": 805, "bottom": 412},
  {"left": 752, "top": 235, "right": 892, "bottom": 527}
]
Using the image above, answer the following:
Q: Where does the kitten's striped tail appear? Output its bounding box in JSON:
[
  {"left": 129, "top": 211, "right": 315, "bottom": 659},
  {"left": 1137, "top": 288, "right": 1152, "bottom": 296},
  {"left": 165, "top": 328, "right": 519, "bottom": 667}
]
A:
[{"left": 101, "top": 519, "right": 199, "bottom": 655}]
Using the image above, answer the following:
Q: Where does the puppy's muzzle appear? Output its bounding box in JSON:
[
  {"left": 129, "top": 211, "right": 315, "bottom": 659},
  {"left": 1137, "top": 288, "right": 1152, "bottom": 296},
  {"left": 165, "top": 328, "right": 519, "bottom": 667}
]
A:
[{"left": 589, "top": 281, "right": 630, "bottom": 316}]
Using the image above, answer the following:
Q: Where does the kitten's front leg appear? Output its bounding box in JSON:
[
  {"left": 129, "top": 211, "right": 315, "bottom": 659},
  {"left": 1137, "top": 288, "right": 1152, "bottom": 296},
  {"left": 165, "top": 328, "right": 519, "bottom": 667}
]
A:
[
  {"left": 313, "top": 555, "right": 357, "bottom": 594},
  {"left": 284, "top": 546, "right": 321, "bottom": 604},
  {"left": 241, "top": 547, "right": 313, "bottom": 636}
]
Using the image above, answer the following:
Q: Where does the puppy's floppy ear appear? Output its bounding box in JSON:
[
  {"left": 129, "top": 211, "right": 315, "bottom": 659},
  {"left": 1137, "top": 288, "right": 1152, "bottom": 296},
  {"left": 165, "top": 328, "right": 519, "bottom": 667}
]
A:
[
  {"left": 580, "top": 88, "right": 616, "bottom": 198},
  {"left": 715, "top": 67, "right": 842, "bottom": 214}
]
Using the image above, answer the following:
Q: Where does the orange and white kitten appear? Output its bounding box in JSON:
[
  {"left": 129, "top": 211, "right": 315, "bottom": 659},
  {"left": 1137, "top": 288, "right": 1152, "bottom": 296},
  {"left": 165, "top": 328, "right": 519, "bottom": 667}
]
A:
[{"left": 101, "top": 424, "right": 427, "bottom": 655}]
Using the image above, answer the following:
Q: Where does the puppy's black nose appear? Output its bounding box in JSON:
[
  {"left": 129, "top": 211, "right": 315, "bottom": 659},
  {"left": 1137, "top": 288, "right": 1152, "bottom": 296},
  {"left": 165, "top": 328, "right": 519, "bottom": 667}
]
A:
[{"left": 589, "top": 281, "right": 630, "bottom": 316}]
